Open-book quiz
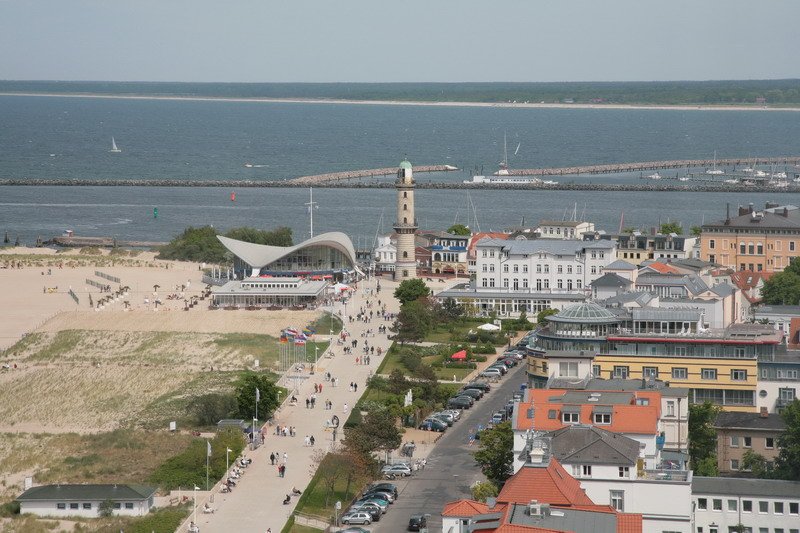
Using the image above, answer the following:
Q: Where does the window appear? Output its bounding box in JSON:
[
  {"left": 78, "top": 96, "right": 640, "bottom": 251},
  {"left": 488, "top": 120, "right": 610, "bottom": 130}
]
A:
[
  {"left": 125, "top": 502, "right": 134, "bottom": 510},
  {"left": 557, "top": 279, "right": 563, "bottom": 289},
  {"left": 559, "top": 362, "right": 579, "bottom": 377},
  {"left": 523, "top": 265, "right": 528, "bottom": 273},
  {"left": 618, "top": 466, "right": 629, "bottom": 478},
  {"left": 563, "top": 412, "right": 579, "bottom": 423},
  {"left": 594, "top": 413, "right": 611, "bottom": 424},
  {"left": 713, "top": 498, "right": 722, "bottom": 511},
  {"left": 503, "top": 264, "right": 509, "bottom": 273},
  {"left": 613, "top": 366, "right": 629, "bottom": 379},
  {"left": 730, "top": 436, "right": 740, "bottom": 447},
  {"left": 591, "top": 266, "right": 597, "bottom": 274},
  {"left": 593, "top": 365, "right": 601, "bottom": 377},
  {"left": 513, "top": 264, "right": 519, "bottom": 273},
  {"left": 734, "top": 347, "right": 747, "bottom": 358},
  {"left": 709, "top": 239, "right": 716, "bottom": 249},
  {"left": 728, "top": 499, "right": 738, "bottom": 511},
  {"left": 70, "top": 503, "right": 79, "bottom": 509},
  {"left": 697, "top": 498, "right": 708, "bottom": 510},
  {"left": 643, "top": 366, "right": 658, "bottom": 378},
  {"left": 482, "top": 264, "right": 487, "bottom": 272},
  {"left": 730, "top": 459, "right": 739, "bottom": 470},
  {"left": 766, "top": 437, "right": 775, "bottom": 449},
  {"left": 701, "top": 368, "right": 717, "bottom": 380},
  {"left": 792, "top": 241, "right": 796, "bottom": 252},
  {"left": 666, "top": 400, "right": 675, "bottom": 417},
  {"left": 577, "top": 265, "right": 582, "bottom": 274},
  {"left": 544, "top": 265, "right": 550, "bottom": 274},
  {"left": 582, "top": 465, "right": 592, "bottom": 476},
  {"left": 672, "top": 367, "right": 688, "bottom": 379},
  {"left": 610, "top": 490, "right": 624, "bottom": 511},
  {"left": 57, "top": 503, "right": 66, "bottom": 510},
  {"left": 744, "top": 436, "right": 751, "bottom": 448},
  {"left": 790, "top": 502, "right": 798, "bottom": 514},
  {"left": 557, "top": 265, "right": 563, "bottom": 274},
  {"left": 759, "top": 501, "right": 768, "bottom": 513},
  {"left": 757, "top": 243, "right": 764, "bottom": 255},
  {"left": 743, "top": 500, "right": 752, "bottom": 512},
  {"left": 82, "top": 503, "right": 91, "bottom": 510},
  {"left": 567, "top": 265, "right": 573, "bottom": 274},
  {"left": 775, "top": 502, "right": 784, "bottom": 514},
  {"left": 731, "top": 369, "right": 747, "bottom": 381},
  {"left": 113, "top": 502, "right": 121, "bottom": 509}
]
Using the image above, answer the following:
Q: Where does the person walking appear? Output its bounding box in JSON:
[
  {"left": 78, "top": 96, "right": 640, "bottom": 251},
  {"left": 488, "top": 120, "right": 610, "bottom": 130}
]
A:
[
  {"left": 283, "top": 452, "right": 288, "bottom": 464},
  {"left": 270, "top": 452, "right": 276, "bottom": 465},
  {"left": 343, "top": 403, "right": 349, "bottom": 414}
]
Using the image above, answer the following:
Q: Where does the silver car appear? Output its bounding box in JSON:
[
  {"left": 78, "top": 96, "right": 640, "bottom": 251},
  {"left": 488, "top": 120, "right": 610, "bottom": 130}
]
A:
[{"left": 340, "top": 511, "right": 372, "bottom": 525}]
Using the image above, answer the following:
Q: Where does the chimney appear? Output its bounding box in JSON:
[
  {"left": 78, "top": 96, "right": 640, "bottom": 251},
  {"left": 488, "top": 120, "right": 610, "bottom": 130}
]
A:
[
  {"left": 725, "top": 203, "right": 731, "bottom": 225},
  {"left": 529, "top": 445, "right": 545, "bottom": 464},
  {"left": 738, "top": 205, "right": 749, "bottom": 216},
  {"left": 783, "top": 207, "right": 789, "bottom": 218},
  {"left": 486, "top": 497, "right": 497, "bottom": 510},
  {"left": 760, "top": 407, "right": 769, "bottom": 418}
]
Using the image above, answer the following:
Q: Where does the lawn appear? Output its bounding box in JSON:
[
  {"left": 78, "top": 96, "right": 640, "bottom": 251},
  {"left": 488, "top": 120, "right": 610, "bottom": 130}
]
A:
[
  {"left": 423, "top": 318, "right": 507, "bottom": 346},
  {"left": 431, "top": 365, "right": 475, "bottom": 381},
  {"left": 290, "top": 453, "right": 372, "bottom": 521}
]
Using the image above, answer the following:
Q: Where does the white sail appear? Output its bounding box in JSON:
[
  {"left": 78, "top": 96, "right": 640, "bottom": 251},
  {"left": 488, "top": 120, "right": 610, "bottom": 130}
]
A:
[{"left": 110, "top": 137, "right": 121, "bottom": 153}]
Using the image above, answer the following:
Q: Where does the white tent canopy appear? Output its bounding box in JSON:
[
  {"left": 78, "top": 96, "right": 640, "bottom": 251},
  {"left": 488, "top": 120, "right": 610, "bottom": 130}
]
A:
[{"left": 477, "top": 323, "right": 501, "bottom": 331}]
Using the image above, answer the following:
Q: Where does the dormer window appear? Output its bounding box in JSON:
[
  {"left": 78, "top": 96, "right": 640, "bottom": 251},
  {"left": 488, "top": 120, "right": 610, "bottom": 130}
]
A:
[
  {"left": 563, "top": 412, "right": 579, "bottom": 424},
  {"left": 593, "top": 413, "right": 611, "bottom": 424}
]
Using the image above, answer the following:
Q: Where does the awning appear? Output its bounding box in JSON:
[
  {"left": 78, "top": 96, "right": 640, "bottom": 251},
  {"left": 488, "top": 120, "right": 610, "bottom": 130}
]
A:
[
  {"left": 451, "top": 350, "right": 467, "bottom": 360},
  {"left": 477, "top": 323, "right": 501, "bottom": 331}
]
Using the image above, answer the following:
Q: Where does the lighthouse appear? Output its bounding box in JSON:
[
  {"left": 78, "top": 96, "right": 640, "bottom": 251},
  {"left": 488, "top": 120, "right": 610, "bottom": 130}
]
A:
[{"left": 393, "top": 159, "right": 418, "bottom": 279}]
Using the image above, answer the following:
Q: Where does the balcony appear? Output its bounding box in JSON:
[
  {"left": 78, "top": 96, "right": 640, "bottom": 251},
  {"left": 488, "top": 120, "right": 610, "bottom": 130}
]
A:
[{"left": 638, "top": 469, "right": 690, "bottom": 482}]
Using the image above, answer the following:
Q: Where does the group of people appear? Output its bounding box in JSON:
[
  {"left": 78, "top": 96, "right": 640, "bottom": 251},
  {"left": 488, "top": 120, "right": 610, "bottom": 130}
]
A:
[{"left": 274, "top": 424, "right": 296, "bottom": 437}]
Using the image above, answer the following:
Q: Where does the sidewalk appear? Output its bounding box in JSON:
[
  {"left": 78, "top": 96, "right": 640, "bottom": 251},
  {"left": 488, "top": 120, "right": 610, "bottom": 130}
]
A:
[{"left": 190, "top": 277, "right": 400, "bottom": 533}]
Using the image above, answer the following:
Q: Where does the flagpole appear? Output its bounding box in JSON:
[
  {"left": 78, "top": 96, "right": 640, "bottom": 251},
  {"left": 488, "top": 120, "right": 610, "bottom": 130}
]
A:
[{"left": 206, "top": 441, "right": 210, "bottom": 491}]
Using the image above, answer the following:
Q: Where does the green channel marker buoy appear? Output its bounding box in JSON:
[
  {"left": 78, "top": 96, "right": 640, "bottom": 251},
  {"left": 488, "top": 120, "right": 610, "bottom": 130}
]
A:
[{"left": 153, "top": 207, "right": 158, "bottom": 219}]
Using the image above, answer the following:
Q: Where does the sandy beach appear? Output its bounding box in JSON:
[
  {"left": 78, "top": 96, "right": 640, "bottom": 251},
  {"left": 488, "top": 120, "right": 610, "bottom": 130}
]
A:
[{"left": 1, "top": 91, "right": 796, "bottom": 112}]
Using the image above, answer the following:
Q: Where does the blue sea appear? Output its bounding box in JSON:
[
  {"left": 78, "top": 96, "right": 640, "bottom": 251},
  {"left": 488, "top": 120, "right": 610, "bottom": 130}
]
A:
[{"left": 1, "top": 94, "right": 799, "bottom": 246}]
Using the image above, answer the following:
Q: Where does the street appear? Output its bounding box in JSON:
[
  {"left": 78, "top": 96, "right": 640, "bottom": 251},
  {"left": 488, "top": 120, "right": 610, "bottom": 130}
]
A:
[{"left": 370, "top": 363, "right": 527, "bottom": 533}]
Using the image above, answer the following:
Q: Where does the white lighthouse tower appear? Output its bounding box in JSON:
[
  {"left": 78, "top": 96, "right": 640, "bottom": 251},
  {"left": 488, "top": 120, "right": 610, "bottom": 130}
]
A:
[{"left": 393, "top": 159, "right": 417, "bottom": 279}]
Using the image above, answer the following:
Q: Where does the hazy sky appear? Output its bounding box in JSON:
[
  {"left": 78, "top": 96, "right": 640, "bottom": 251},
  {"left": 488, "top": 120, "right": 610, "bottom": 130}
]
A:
[{"left": 1, "top": 0, "right": 799, "bottom": 82}]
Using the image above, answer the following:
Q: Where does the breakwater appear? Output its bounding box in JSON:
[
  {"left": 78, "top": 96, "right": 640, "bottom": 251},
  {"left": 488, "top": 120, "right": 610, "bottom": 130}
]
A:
[{"left": 3, "top": 178, "right": 800, "bottom": 193}]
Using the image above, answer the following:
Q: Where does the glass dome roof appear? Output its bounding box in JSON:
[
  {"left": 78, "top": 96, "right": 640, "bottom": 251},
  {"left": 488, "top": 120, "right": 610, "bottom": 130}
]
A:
[{"left": 547, "top": 302, "right": 619, "bottom": 324}]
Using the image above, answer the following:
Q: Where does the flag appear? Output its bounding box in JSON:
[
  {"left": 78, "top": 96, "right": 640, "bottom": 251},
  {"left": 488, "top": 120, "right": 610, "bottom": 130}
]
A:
[
  {"left": 256, "top": 387, "right": 261, "bottom": 402},
  {"left": 280, "top": 334, "right": 288, "bottom": 343},
  {"left": 207, "top": 441, "right": 212, "bottom": 458},
  {"left": 226, "top": 448, "right": 233, "bottom": 453},
  {"left": 295, "top": 333, "right": 308, "bottom": 341},
  {"left": 285, "top": 328, "right": 299, "bottom": 336},
  {"left": 194, "top": 485, "right": 201, "bottom": 490},
  {"left": 294, "top": 338, "right": 306, "bottom": 345}
]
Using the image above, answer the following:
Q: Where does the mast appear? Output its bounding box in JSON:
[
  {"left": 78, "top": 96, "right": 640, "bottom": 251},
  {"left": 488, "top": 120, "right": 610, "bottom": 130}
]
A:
[{"left": 305, "top": 187, "right": 318, "bottom": 238}]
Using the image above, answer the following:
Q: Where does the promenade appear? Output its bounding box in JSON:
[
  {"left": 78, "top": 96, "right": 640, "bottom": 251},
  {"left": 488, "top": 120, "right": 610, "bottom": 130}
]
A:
[{"left": 187, "top": 276, "right": 401, "bottom": 533}]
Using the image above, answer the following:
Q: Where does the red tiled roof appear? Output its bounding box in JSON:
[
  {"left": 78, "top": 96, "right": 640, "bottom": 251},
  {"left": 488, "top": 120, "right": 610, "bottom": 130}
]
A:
[
  {"left": 442, "top": 499, "right": 490, "bottom": 516},
  {"left": 641, "top": 262, "right": 679, "bottom": 274},
  {"left": 497, "top": 458, "right": 594, "bottom": 506},
  {"left": 616, "top": 513, "right": 644, "bottom": 533},
  {"left": 468, "top": 232, "right": 510, "bottom": 257},
  {"left": 729, "top": 270, "right": 773, "bottom": 304},
  {"left": 492, "top": 525, "right": 566, "bottom": 533},
  {"left": 515, "top": 390, "right": 660, "bottom": 435}
]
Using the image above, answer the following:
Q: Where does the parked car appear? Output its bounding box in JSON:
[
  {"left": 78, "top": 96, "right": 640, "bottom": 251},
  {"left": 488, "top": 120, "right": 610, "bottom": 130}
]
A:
[
  {"left": 363, "top": 489, "right": 395, "bottom": 503},
  {"left": 464, "top": 381, "right": 491, "bottom": 392},
  {"left": 381, "top": 464, "right": 412, "bottom": 477},
  {"left": 340, "top": 511, "right": 372, "bottom": 525},
  {"left": 349, "top": 504, "right": 381, "bottom": 521},
  {"left": 512, "top": 391, "right": 524, "bottom": 401},
  {"left": 480, "top": 368, "right": 502, "bottom": 378},
  {"left": 487, "top": 364, "right": 508, "bottom": 375},
  {"left": 419, "top": 418, "right": 447, "bottom": 432},
  {"left": 498, "top": 357, "right": 517, "bottom": 367},
  {"left": 353, "top": 497, "right": 389, "bottom": 512},
  {"left": 491, "top": 411, "right": 507, "bottom": 424},
  {"left": 369, "top": 482, "right": 398, "bottom": 498},
  {"left": 458, "top": 388, "right": 483, "bottom": 400},
  {"left": 430, "top": 412, "right": 455, "bottom": 425},
  {"left": 439, "top": 409, "right": 462, "bottom": 421},
  {"left": 448, "top": 396, "right": 473, "bottom": 409},
  {"left": 408, "top": 514, "right": 428, "bottom": 531}
]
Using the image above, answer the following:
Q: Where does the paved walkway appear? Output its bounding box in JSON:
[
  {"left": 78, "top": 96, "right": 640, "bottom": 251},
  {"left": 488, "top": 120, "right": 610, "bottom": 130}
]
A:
[{"left": 187, "top": 276, "right": 400, "bottom": 533}]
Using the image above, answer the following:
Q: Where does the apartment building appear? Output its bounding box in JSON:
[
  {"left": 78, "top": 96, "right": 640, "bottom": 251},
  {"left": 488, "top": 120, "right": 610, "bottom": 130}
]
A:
[
  {"left": 700, "top": 202, "right": 800, "bottom": 272},
  {"left": 713, "top": 410, "right": 786, "bottom": 475}
]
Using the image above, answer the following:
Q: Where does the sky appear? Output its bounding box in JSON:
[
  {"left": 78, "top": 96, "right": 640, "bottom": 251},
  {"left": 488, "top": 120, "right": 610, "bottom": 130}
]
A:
[{"left": 1, "top": 0, "right": 799, "bottom": 83}]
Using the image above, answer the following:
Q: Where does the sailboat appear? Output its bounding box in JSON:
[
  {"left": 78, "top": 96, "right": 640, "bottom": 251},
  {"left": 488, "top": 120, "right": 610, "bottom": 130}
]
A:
[
  {"left": 109, "top": 137, "right": 122, "bottom": 153},
  {"left": 705, "top": 151, "right": 723, "bottom": 175},
  {"left": 514, "top": 142, "right": 521, "bottom": 156},
  {"left": 495, "top": 132, "right": 511, "bottom": 176}
]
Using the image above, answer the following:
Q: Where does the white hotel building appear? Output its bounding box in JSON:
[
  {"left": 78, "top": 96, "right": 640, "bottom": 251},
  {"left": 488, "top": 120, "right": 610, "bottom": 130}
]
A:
[{"left": 436, "top": 239, "right": 616, "bottom": 317}]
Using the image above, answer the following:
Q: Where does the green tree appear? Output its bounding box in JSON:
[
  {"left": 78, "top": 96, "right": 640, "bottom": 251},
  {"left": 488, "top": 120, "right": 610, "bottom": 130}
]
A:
[
  {"left": 447, "top": 224, "right": 472, "bottom": 236},
  {"left": 391, "top": 300, "right": 432, "bottom": 343},
  {"left": 394, "top": 278, "right": 431, "bottom": 305},
  {"left": 695, "top": 455, "right": 719, "bottom": 476},
  {"left": 536, "top": 308, "right": 558, "bottom": 326},
  {"left": 343, "top": 409, "right": 402, "bottom": 460},
  {"left": 190, "top": 393, "right": 238, "bottom": 426},
  {"left": 473, "top": 421, "right": 514, "bottom": 486},
  {"left": 97, "top": 499, "right": 114, "bottom": 517},
  {"left": 234, "top": 371, "right": 280, "bottom": 421},
  {"left": 690, "top": 225, "right": 702, "bottom": 237},
  {"left": 742, "top": 449, "right": 773, "bottom": 478},
  {"left": 775, "top": 398, "right": 800, "bottom": 480},
  {"left": 157, "top": 225, "right": 293, "bottom": 263},
  {"left": 688, "top": 402, "right": 720, "bottom": 471},
  {"left": 761, "top": 270, "right": 800, "bottom": 305},
  {"left": 441, "top": 297, "right": 465, "bottom": 322},
  {"left": 471, "top": 481, "right": 499, "bottom": 503},
  {"left": 660, "top": 222, "right": 683, "bottom": 235}
]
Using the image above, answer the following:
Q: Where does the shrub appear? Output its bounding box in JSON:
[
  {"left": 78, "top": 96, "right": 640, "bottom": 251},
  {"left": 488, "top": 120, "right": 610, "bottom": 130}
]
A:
[{"left": 79, "top": 246, "right": 103, "bottom": 255}]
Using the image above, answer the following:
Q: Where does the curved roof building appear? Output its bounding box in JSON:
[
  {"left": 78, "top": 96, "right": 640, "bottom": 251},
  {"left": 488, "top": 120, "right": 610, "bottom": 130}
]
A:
[{"left": 218, "top": 232, "right": 362, "bottom": 279}]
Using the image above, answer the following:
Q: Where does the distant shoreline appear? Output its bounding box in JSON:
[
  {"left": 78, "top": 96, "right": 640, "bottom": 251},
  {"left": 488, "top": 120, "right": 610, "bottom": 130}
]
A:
[{"left": 1, "top": 91, "right": 799, "bottom": 112}]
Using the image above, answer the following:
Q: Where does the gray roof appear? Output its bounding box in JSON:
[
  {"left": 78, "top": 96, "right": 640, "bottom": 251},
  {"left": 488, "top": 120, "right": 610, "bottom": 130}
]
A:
[
  {"left": 548, "top": 302, "right": 619, "bottom": 324},
  {"left": 671, "top": 258, "right": 717, "bottom": 271},
  {"left": 710, "top": 283, "right": 736, "bottom": 298},
  {"left": 506, "top": 503, "right": 617, "bottom": 532},
  {"left": 213, "top": 279, "right": 328, "bottom": 297},
  {"left": 476, "top": 238, "right": 614, "bottom": 257},
  {"left": 692, "top": 477, "right": 800, "bottom": 498},
  {"left": 631, "top": 308, "right": 702, "bottom": 322},
  {"left": 435, "top": 287, "right": 586, "bottom": 302},
  {"left": 217, "top": 232, "right": 359, "bottom": 271},
  {"left": 705, "top": 210, "right": 800, "bottom": 230},
  {"left": 714, "top": 411, "right": 787, "bottom": 431},
  {"left": 755, "top": 305, "right": 800, "bottom": 316},
  {"left": 546, "top": 425, "right": 640, "bottom": 466},
  {"left": 539, "top": 220, "right": 586, "bottom": 227},
  {"left": 17, "top": 484, "right": 156, "bottom": 502},
  {"left": 602, "top": 291, "right": 655, "bottom": 307},
  {"left": 590, "top": 273, "right": 632, "bottom": 289},
  {"left": 605, "top": 260, "right": 637, "bottom": 271},
  {"left": 636, "top": 273, "right": 709, "bottom": 295}
]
